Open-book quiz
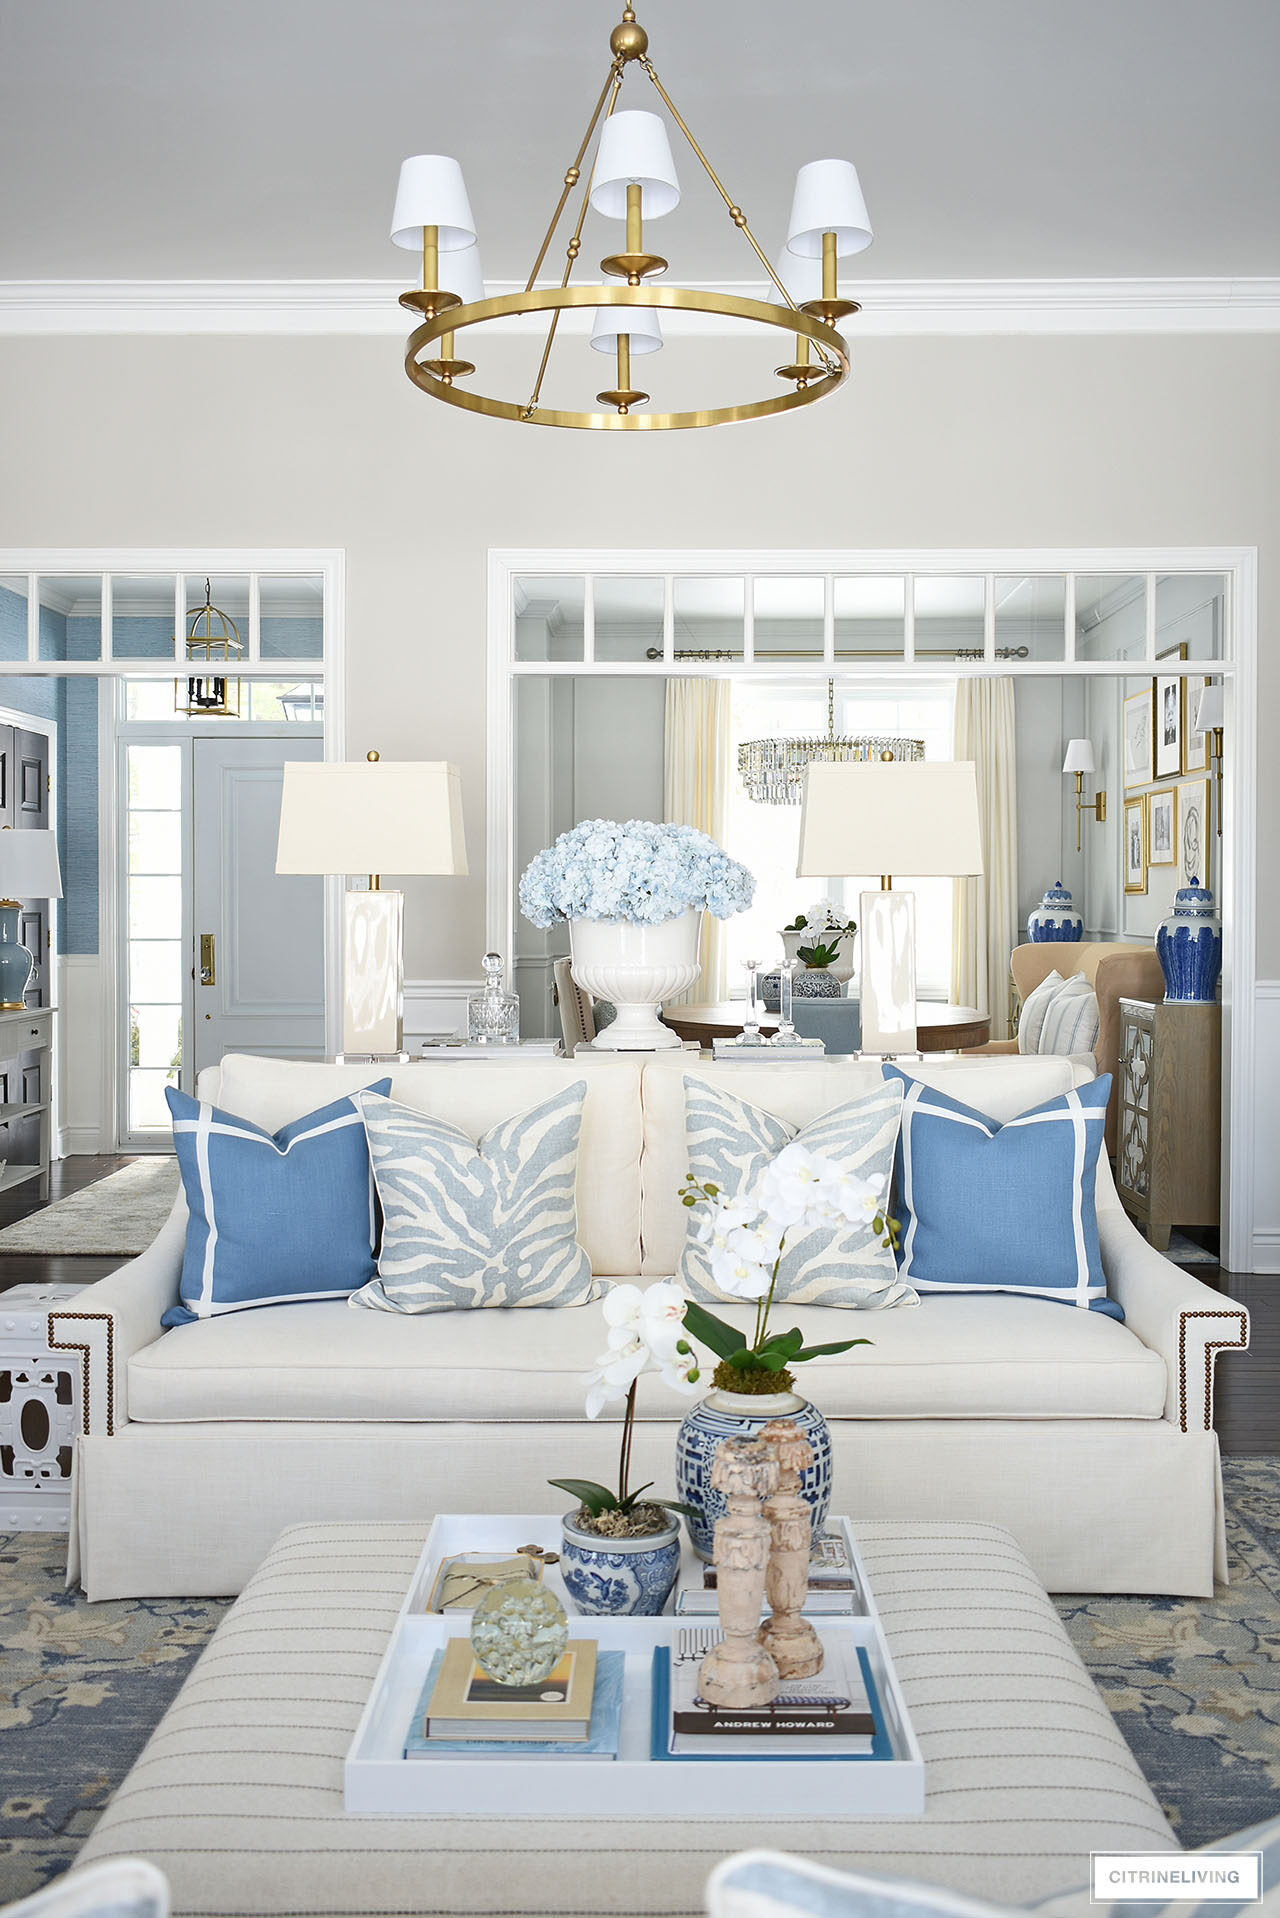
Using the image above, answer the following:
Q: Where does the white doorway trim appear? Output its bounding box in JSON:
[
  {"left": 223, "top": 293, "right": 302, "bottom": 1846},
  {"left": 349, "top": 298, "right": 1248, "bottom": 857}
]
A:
[{"left": 487, "top": 544, "right": 1258, "bottom": 1268}]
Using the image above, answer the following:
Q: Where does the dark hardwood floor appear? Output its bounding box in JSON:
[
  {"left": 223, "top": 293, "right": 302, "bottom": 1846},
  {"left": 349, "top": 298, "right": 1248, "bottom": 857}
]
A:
[{"left": 1, "top": 1157, "right": 1275, "bottom": 1452}]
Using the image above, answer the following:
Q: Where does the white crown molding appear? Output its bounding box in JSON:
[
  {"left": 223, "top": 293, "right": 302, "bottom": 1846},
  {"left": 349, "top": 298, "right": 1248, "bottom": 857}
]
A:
[{"left": 1, "top": 277, "right": 1278, "bottom": 337}]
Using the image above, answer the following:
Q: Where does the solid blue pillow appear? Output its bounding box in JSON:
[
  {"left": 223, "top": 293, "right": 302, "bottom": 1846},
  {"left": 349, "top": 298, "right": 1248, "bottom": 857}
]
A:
[
  {"left": 161, "top": 1079, "right": 391, "bottom": 1325},
  {"left": 883, "top": 1067, "right": 1121, "bottom": 1317}
]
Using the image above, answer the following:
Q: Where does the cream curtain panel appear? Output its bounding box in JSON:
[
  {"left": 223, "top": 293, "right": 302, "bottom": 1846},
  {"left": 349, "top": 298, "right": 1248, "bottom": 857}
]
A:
[
  {"left": 951, "top": 677, "right": 1019, "bottom": 1037},
  {"left": 664, "top": 677, "right": 732, "bottom": 1003}
]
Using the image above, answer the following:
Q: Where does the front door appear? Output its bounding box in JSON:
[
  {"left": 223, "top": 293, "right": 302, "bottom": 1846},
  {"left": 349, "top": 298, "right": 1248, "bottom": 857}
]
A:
[{"left": 191, "top": 737, "right": 325, "bottom": 1077}]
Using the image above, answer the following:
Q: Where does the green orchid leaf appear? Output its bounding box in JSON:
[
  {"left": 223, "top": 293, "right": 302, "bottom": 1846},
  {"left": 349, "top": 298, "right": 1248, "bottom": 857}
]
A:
[
  {"left": 792, "top": 1338, "right": 874, "bottom": 1361},
  {"left": 547, "top": 1477, "right": 619, "bottom": 1515},
  {"left": 654, "top": 1499, "right": 699, "bottom": 1518},
  {"left": 680, "top": 1298, "right": 747, "bottom": 1361},
  {"left": 755, "top": 1349, "right": 794, "bottom": 1372},
  {"left": 758, "top": 1326, "right": 805, "bottom": 1357},
  {"left": 615, "top": 1481, "right": 655, "bottom": 1513}
]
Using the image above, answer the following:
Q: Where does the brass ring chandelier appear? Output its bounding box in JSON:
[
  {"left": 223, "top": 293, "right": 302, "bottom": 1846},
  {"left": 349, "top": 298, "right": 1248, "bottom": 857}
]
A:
[{"left": 390, "top": 7, "right": 873, "bottom": 431}]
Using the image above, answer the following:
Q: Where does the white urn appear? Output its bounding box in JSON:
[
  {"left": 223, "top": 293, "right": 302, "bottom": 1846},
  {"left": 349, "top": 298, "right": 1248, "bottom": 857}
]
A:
[{"left": 569, "top": 910, "right": 702, "bottom": 1050}]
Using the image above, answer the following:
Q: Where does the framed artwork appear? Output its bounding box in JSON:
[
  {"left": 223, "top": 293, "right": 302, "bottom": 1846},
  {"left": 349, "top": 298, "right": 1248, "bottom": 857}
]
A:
[
  {"left": 1183, "top": 676, "right": 1212, "bottom": 774},
  {"left": 1123, "top": 796, "right": 1147, "bottom": 894},
  {"left": 1176, "top": 777, "right": 1211, "bottom": 890},
  {"left": 1147, "top": 787, "right": 1176, "bottom": 866},
  {"left": 1153, "top": 642, "right": 1186, "bottom": 781},
  {"left": 1123, "top": 689, "right": 1153, "bottom": 791}
]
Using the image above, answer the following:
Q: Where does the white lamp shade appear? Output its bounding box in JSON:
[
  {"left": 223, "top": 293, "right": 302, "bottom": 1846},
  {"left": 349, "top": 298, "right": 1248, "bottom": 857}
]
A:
[
  {"left": 275, "top": 761, "right": 467, "bottom": 878},
  {"left": 437, "top": 242, "right": 485, "bottom": 306},
  {"left": 1062, "top": 738, "right": 1096, "bottom": 775},
  {"left": 1195, "top": 683, "right": 1225, "bottom": 731},
  {"left": 589, "top": 110, "right": 681, "bottom": 221},
  {"left": 786, "top": 158, "right": 873, "bottom": 258},
  {"left": 797, "top": 760, "right": 983, "bottom": 878},
  {"left": 589, "top": 305, "right": 664, "bottom": 356},
  {"left": 0, "top": 828, "right": 62, "bottom": 899},
  {"left": 390, "top": 154, "right": 477, "bottom": 252},
  {"left": 770, "top": 247, "right": 823, "bottom": 306}
]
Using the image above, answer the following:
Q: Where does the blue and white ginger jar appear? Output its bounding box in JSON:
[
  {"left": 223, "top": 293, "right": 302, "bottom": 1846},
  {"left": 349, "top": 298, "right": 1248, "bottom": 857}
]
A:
[
  {"left": 1028, "top": 880, "right": 1084, "bottom": 943},
  {"left": 1156, "top": 876, "right": 1222, "bottom": 1003},
  {"left": 675, "top": 1389, "right": 832, "bottom": 1561},
  {"left": 559, "top": 1513, "right": 681, "bottom": 1616}
]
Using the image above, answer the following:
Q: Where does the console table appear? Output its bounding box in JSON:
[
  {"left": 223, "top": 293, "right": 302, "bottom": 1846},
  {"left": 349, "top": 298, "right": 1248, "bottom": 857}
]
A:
[
  {"left": 662, "top": 1002, "right": 990, "bottom": 1053},
  {"left": 0, "top": 1005, "right": 52, "bottom": 1201}
]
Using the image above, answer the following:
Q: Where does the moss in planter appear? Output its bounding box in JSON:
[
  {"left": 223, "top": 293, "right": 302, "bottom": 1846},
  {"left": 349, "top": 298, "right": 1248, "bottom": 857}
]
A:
[
  {"left": 571, "top": 1501, "right": 672, "bottom": 1539},
  {"left": 712, "top": 1361, "right": 796, "bottom": 1394}
]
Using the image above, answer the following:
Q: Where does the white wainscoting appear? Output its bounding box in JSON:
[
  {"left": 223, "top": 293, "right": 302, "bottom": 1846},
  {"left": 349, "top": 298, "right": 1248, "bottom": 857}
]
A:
[
  {"left": 1252, "top": 981, "right": 1280, "bottom": 1273},
  {"left": 56, "top": 954, "right": 109, "bottom": 1156},
  {"left": 403, "top": 979, "right": 484, "bottom": 1050}
]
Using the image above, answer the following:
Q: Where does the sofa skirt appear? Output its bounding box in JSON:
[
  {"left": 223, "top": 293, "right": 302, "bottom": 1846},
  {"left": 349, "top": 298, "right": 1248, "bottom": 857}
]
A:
[{"left": 71, "top": 1414, "right": 1226, "bottom": 1601}]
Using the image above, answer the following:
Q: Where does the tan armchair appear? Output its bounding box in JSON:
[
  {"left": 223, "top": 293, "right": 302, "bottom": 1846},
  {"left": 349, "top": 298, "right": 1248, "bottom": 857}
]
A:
[
  {"left": 553, "top": 957, "right": 595, "bottom": 1052},
  {"left": 967, "top": 941, "right": 1165, "bottom": 1155}
]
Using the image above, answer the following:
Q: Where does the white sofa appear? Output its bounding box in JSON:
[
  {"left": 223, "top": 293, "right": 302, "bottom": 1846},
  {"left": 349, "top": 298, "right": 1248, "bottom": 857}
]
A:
[{"left": 54, "top": 1050, "right": 1247, "bottom": 1600}]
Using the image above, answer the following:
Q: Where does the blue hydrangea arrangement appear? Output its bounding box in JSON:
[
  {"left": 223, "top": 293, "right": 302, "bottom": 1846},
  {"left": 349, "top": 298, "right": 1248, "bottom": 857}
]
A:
[{"left": 520, "top": 819, "right": 755, "bottom": 929}]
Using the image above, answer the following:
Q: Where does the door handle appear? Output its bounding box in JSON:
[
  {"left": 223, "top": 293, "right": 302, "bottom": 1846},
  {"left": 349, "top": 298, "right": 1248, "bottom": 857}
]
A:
[{"left": 199, "top": 933, "right": 216, "bottom": 986}]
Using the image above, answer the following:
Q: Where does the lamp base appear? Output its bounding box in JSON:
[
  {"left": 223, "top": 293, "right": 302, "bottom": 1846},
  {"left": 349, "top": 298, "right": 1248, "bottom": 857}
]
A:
[
  {"left": 343, "top": 890, "right": 404, "bottom": 1057},
  {"left": 0, "top": 904, "right": 35, "bottom": 1014},
  {"left": 858, "top": 888, "right": 918, "bottom": 1055}
]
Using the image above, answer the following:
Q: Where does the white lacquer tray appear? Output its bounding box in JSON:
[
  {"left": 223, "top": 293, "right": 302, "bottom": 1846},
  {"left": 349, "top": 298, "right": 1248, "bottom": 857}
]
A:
[{"left": 344, "top": 1514, "right": 924, "bottom": 1818}]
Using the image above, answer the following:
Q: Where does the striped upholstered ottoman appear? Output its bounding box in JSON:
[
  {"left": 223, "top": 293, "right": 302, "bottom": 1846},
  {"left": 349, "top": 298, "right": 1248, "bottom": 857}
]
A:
[{"left": 75, "top": 1520, "right": 1176, "bottom": 1918}]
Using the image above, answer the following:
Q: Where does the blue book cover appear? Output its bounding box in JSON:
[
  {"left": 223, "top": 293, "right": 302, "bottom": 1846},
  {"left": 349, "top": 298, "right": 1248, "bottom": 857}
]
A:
[
  {"left": 404, "top": 1649, "right": 624, "bottom": 1759},
  {"left": 649, "top": 1645, "right": 894, "bottom": 1763}
]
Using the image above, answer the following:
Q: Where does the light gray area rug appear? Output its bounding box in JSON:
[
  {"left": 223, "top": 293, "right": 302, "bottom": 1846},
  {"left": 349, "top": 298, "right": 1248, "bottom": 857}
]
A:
[{"left": 0, "top": 1159, "right": 180, "bottom": 1256}]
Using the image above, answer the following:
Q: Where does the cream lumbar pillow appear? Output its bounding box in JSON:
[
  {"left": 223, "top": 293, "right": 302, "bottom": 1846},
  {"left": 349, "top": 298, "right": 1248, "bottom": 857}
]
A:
[
  {"left": 1016, "top": 969, "right": 1065, "bottom": 1053},
  {"left": 1035, "top": 972, "right": 1101, "bottom": 1056}
]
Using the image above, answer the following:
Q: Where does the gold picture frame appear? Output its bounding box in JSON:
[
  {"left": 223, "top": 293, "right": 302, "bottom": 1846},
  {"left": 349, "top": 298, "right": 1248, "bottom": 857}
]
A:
[
  {"left": 1124, "top": 796, "right": 1148, "bottom": 894},
  {"left": 1123, "top": 687, "right": 1154, "bottom": 791},
  {"left": 1147, "top": 785, "right": 1177, "bottom": 866},
  {"left": 1153, "top": 642, "right": 1187, "bottom": 782},
  {"left": 1176, "top": 777, "right": 1211, "bottom": 890}
]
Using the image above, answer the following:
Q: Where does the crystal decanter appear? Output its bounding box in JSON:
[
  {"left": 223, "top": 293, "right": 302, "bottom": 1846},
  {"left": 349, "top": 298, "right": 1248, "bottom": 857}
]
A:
[{"left": 467, "top": 952, "right": 520, "bottom": 1045}]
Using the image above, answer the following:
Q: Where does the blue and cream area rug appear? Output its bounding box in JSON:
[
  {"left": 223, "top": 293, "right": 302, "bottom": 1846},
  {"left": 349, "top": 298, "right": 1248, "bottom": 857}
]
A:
[{"left": 2, "top": 1460, "right": 1279, "bottom": 1899}]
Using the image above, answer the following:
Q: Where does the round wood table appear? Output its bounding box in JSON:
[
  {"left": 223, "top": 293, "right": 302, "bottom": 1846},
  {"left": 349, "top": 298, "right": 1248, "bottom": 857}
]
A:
[{"left": 661, "top": 1001, "right": 991, "bottom": 1052}]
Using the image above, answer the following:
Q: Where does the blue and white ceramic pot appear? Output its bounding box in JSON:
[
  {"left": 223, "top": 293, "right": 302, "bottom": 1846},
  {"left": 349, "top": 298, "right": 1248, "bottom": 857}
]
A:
[
  {"left": 675, "top": 1389, "right": 832, "bottom": 1561},
  {"left": 1028, "top": 880, "right": 1084, "bottom": 943},
  {"left": 793, "top": 969, "right": 843, "bottom": 1000},
  {"left": 559, "top": 1512, "right": 682, "bottom": 1616},
  {"left": 1156, "top": 876, "right": 1222, "bottom": 1003}
]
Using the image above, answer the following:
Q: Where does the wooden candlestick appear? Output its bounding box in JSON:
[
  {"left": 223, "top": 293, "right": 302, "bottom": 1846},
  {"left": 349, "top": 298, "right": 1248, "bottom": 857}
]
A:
[
  {"left": 758, "top": 1419, "right": 824, "bottom": 1678},
  {"left": 698, "top": 1437, "right": 780, "bottom": 1708}
]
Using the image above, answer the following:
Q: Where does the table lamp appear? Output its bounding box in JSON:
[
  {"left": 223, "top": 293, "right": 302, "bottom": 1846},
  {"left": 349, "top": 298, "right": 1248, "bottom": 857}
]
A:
[
  {"left": 275, "top": 754, "right": 467, "bottom": 1058},
  {"left": 0, "top": 829, "right": 62, "bottom": 1009},
  {"left": 797, "top": 760, "right": 983, "bottom": 1056}
]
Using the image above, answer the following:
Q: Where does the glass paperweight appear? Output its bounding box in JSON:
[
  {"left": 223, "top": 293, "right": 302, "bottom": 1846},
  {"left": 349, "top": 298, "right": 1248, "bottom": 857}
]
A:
[
  {"left": 467, "top": 951, "right": 520, "bottom": 1045},
  {"left": 469, "top": 1580, "right": 569, "bottom": 1686}
]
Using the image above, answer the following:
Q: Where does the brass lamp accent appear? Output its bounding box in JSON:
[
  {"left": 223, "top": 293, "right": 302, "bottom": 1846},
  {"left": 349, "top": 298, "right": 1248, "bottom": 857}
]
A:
[
  {"left": 1063, "top": 739, "right": 1106, "bottom": 853},
  {"left": 390, "top": 6, "right": 873, "bottom": 431},
  {"left": 1196, "top": 684, "right": 1225, "bottom": 836},
  {"left": 175, "top": 579, "right": 243, "bottom": 718}
]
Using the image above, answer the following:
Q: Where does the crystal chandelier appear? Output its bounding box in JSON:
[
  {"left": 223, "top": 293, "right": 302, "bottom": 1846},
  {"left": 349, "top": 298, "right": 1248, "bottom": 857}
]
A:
[
  {"left": 738, "top": 681, "right": 924, "bottom": 805},
  {"left": 390, "top": 6, "right": 873, "bottom": 431}
]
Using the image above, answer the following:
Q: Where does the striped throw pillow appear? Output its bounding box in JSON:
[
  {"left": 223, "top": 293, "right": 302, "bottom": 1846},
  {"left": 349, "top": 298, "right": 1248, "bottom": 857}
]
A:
[
  {"left": 1036, "top": 973, "right": 1101, "bottom": 1056},
  {"left": 1016, "top": 969, "right": 1065, "bottom": 1053}
]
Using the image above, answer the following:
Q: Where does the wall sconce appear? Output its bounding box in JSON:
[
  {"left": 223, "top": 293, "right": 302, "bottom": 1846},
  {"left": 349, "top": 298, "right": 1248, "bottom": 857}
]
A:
[
  {"left": 1196, "top": 684, "right": 1225, "bottom": 835},
  {"left": 1063, "top": 738, "right": 1106, "bottom": 853}
]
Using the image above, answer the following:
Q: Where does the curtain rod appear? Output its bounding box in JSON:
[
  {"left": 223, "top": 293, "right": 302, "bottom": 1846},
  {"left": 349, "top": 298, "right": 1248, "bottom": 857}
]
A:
[{"left": 644, "top": 646, "right": 1031, "bottom": 662}]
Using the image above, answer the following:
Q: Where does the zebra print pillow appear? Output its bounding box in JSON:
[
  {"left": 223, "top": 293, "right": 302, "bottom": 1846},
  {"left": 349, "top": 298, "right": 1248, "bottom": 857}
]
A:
[
  {"left": 348, "top": 1082, "right": 599, "bottom": 1314},
  {"left": 678, "top": 1074, "right": 914, "bottom": 1310}
]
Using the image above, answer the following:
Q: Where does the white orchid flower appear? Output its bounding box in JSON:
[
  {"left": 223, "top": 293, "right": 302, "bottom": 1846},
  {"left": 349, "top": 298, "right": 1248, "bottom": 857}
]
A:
[
  {"left": 657, "top": 1346, "right": 702, "bottom": 1395},
  {"left": 726, "top": 1221, "right": 784, "bottom": 1269},
  {"left": 582, "top": 1339, "right": 648, "bottom": 1420},
  {"left": 709, "top": 1248, "right": 772, "bottom": 1300}
]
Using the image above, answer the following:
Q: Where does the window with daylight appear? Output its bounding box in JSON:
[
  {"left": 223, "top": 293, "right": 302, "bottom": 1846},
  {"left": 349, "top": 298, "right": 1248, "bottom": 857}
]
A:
[
  {"left": 125, "top": 744, "right": 183, "bottom": 1132},
  {"left": 724, "top": 678, "right": 958, "bottom": 998}
]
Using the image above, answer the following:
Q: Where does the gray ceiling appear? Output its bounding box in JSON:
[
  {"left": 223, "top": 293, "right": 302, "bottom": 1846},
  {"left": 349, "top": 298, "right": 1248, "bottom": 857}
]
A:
[{"left": 1, "top": 0, "right": 1276, "bottom": 284}]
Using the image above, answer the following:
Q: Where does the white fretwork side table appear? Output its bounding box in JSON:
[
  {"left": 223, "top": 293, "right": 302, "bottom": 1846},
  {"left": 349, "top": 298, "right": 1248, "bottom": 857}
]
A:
[{"left": 0, "top": 1281, "right": 88, "bottom": 1529}]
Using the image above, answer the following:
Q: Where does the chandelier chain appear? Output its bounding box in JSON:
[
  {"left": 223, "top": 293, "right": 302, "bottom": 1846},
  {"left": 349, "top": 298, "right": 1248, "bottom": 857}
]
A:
[{"left": 523, "top": 66, "right": 625, "bottom": 420}]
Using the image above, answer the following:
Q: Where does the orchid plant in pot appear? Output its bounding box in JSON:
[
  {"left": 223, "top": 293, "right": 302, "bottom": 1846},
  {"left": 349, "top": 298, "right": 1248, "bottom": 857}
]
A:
[
  {"left": 550, "top": 1281, "right": 700, "bottom": 1616},
  {"left": 673, "top": 1142, "right": 898, "bottom": 1558}
]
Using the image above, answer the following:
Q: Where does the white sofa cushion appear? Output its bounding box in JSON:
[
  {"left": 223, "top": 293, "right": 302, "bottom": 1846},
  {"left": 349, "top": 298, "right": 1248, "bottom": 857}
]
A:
[
  {"left": 640, "top": 1054, "right": 1094, "bottom": 1277},
  {"left": 203, "top": 1052, "right": 644, "bottom": 1280},
  {"left": 126, "top": 1289, "right": 1165, "bottom": 1424}
]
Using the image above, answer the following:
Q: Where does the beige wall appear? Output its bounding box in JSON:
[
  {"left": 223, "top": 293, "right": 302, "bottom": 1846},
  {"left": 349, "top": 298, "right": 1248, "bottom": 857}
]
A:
[{"left": 0, "top": 330, "right": 1275, "bottom": 977}]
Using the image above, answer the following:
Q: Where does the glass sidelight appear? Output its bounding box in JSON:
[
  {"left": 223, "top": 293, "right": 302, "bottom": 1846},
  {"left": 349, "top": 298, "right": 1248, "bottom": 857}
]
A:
[{"left": 125, "top": 744, "right": 183, "bottom": 1133}]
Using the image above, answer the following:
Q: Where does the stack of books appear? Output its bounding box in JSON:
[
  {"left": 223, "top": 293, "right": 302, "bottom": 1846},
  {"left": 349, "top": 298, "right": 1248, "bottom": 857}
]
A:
[
  {"left": 403, "top": 1638, "right": 623, "bottom": 1760},
  {"left": 652, "top": 1628, "right": 890, "bottom": 1762},
  {"left": 676, "top": 1526, "right": 862, "bottom": 1615}
]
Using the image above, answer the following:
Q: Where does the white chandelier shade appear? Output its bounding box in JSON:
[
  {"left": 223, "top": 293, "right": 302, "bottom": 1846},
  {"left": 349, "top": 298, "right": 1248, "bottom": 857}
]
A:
[
  {"left": 437, "top": 242, "right": 485, "bottom": 305},
  {"left": 390, "top": 154, "right": 477, "bottom": 252},
  {"left": 589, "top": 109, "right": 681, "bottom": 220},
  {"left": 787, "top": 158, "right": 873, "bottom": 257},
  {"left": 589, "top": 305, "right": 664, "bottom": 355}
]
